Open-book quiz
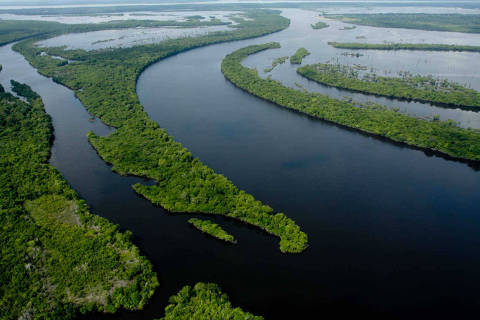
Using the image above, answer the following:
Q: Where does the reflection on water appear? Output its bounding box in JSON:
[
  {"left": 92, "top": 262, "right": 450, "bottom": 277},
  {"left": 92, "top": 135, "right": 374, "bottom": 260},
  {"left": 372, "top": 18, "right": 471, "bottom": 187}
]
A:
[{"left": 36, "top": 25, "right": 231, "bottom": 50}]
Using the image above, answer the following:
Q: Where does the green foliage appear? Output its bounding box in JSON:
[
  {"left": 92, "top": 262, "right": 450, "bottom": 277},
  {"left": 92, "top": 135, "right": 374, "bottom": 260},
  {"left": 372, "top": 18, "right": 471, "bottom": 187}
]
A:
[
  {"left": 327, "top": 13, "right": 480, "bottom": 33},
  {"left": 221, "top": 43, "right": 480, "bottom": 162},
  {"left": 11, "top": 79, "right": 41, "bottom": 102},
  {"left": 311, "top": 21, "right": 329, "bottom": 29},
  {"left": 297, "top": 63, "right": 480, "bottom": 109},
  {"left": 329, "top": 42, "right": 480, "bottom": 52},
  {"left": 160, "top": 283, "right": 263, "bottom": 320},
  {"left": 0, "top": 83, "right": 158, "bottom": 319},
  {"left": 14, "top": 10, "right": 307, "bottom": 254},
  {"left": 188, "top": 218, "right": 236, "bottom": 243},
  {"left": 290, "top": 47, "right": 310, "bottom": 64},
  {"left": 264, "top": 55, "right": 289, "bottom": 73}
]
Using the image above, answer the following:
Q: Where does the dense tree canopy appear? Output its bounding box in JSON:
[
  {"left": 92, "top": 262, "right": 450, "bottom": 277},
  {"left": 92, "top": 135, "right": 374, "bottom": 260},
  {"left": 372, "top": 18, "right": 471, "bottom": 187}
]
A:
[
  {"left": 0, "top": 80, "right": 158, "bottom": 319},
  {"left": 290, "top": 47, "right": 310, "bottom": 64},
  {"left": 160, "top": 283, "right": 263, "bottom": 320}
]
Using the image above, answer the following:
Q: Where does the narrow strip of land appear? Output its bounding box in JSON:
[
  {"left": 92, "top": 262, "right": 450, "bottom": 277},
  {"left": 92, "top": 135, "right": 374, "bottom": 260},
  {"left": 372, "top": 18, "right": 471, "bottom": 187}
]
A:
[
  {"left": 329, "top": 42, "right": 480, "bottom": 53},
  {"left": 188, "top": 218, "right": 236, "bottom": 243},
  {"left": 297, "top": 63, "right": 480, "bottom": 109},
  {"left": 221, "top": 43, "right": 480, "bottom": 162}
]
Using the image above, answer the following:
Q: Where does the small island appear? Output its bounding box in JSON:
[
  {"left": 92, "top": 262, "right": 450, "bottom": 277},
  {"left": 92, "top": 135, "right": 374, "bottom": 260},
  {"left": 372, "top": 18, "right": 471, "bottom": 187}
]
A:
[
  {"left": 264, "top": 56, "right": 289, "bottom": 72},
  {"left": 290, "top": 48, "right": 310, "bottom": 64},
  {"left": 188, "top": 218, "right": 237, "bottom": 243},
  {"left": 311, "top": 21, "right": 329, "bottom": 29}
]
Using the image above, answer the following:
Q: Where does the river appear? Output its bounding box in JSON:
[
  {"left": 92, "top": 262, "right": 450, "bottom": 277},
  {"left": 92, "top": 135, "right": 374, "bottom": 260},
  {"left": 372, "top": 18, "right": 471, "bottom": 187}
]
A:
[{"left": 1, "top": 8, "right": 480, "bottom": 319}]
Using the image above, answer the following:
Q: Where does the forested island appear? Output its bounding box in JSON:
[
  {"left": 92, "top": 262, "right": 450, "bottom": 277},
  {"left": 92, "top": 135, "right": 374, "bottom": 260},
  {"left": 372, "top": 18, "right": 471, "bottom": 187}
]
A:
[
  {"left": 0, "top": 78, "right": 158, "bottom": 319},
  {"left": 326, "top": 13, "right": 480, "bottom": 33},
  {"left": 264, "top": 56, "right": 289, "bottom": 72},
  {"left": 14, "top": 10, "right": 308, "bottom": 254},
  {"left": 221, "top": 43, "right": 480, "bottom": 162},
  {"left": 311, "top": 21, "right": 329, "bottom": 29},
  {"left": 188, "top": 218, "right": 236, "bottom": 243},
  {"left": 328, "top": 42, "right": 480, "bottom": 53},
  {"left": 290, "top": 48, "right": 310, "bottom": 64},
  {"left": 297, "top": 63, "right": 480, "bottom": 109},
  {"left": 160, "top": 283, "right": 263, "bottom": 319}
]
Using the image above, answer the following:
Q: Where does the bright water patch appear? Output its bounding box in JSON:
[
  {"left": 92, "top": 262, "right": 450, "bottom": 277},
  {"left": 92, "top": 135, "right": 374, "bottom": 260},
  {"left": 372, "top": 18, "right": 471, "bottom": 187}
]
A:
[
  {"left": 0, "top": 11, "right": 243, "bottom": 24},
  {"left": 36, "top": 25, "right": 231, "bottom": 51}
]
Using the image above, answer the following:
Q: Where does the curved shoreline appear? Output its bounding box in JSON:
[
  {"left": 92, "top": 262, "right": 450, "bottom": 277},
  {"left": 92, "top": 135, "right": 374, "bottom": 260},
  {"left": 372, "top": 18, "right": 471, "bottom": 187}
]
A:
[
  {"left": 14, "top": 11, "right": 308, "bottom": 254},
  {"left": 221, "top": 43, "right": 480, "bottom": 163}
]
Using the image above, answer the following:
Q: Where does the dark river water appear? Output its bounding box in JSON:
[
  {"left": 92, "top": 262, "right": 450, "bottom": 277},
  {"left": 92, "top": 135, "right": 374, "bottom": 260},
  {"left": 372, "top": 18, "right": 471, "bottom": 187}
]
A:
[{"left": 2, "top": 8, "right": 480, "bottom": 320}]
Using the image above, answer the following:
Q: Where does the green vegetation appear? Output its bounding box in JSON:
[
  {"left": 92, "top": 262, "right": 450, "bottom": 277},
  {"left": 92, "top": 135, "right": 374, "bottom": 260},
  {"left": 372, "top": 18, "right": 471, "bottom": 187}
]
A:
[
  {"left": 264, "top": 55, "right": 289, "bottom": 72},
  {"left": 15, "top": 10, "right": 307, "bottom": 254},
  {"left": 221, "top": 43, "right": 480, "bottom": 162},
  {"left": 327, "top": 13, "right": 480, "bottom": 33},
  {"left": 0, "top": 80, "right": 158, "bottom": 319},
  {"left": 0, "top": 18, "right": 230, "bottom": 46},
  {"left": 329, "top": 42, "right": 480, "bottom": 53},
  {"left": 297, "top": 63, "right": 480, "bottom": 109},
  {"left": 290, "top": 47, "right": 310, "bottom": 64},
  {"left": 186, "top": 15, "right": 205, "bottom": 21},
  {"left": 160, "top": 283, "right": 263, "bottom": 320},
  {"left": 311, "top": 21, "right": 329, "bottom": 29},
  {"left": 188, "top": 218, "right": 236, "bottom": 243}
]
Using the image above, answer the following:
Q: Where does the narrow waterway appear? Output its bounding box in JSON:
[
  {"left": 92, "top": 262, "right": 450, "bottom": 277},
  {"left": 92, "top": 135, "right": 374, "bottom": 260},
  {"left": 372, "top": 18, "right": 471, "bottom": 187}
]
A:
[{"left": 1, "top": 8, "right": 480, "bottom": 319}]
